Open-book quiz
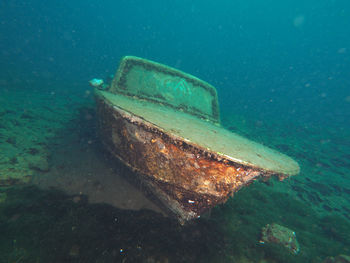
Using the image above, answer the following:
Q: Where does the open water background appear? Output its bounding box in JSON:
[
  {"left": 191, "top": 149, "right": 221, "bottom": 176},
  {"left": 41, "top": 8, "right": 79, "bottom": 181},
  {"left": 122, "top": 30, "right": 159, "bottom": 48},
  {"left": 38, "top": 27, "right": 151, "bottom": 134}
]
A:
[{"left": 0, "top": 1, "right": 350, "bottom": 262}]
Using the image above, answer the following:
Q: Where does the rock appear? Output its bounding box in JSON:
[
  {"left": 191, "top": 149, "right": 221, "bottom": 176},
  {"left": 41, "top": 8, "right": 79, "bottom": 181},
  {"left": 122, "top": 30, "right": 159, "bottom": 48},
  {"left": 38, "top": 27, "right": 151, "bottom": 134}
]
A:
[
  {"left": 322, "top": 255, "right": 350, "bottom": 263},
  {"left": 260, "top": 223, "right": 300, "bottom": 254},
  {"left": 28, "top": 155, "right": 50, "bottom": 172}
]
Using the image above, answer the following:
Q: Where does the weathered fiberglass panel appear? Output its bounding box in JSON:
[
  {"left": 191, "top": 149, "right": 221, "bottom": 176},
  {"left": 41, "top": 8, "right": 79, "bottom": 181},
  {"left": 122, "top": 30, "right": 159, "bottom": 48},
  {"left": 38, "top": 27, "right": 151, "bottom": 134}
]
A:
[{"left": 109, "top": 56, "right": 220, "bottom": 124}]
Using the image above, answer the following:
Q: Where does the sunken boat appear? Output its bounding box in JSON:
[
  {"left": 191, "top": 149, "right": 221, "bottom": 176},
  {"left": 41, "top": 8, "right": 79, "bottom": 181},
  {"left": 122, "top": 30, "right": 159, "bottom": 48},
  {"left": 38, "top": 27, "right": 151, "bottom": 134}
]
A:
[{"left": 94, "top": 56, "right": 300, "bottom": 223}]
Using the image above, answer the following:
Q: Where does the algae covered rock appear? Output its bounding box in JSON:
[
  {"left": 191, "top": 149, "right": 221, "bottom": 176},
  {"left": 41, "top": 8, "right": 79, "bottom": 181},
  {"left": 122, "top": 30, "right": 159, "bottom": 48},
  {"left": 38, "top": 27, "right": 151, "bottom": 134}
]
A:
[{"left": 260, "top": 223, "right": 300, "bottom": 254}]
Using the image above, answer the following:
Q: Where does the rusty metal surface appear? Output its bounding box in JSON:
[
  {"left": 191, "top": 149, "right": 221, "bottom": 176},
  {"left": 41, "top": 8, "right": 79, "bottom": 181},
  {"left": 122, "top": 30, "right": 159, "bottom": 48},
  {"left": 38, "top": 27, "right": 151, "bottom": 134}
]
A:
[{"left": 95, "top": 95, "right": 272, "bottom": 222}]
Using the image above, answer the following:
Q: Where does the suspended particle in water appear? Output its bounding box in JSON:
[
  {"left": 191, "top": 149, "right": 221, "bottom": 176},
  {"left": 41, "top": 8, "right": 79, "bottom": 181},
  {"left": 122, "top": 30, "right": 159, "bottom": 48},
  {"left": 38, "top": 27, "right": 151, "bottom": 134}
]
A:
[{"left": 293, "top": 15, "right": 305, "bottom": 27}]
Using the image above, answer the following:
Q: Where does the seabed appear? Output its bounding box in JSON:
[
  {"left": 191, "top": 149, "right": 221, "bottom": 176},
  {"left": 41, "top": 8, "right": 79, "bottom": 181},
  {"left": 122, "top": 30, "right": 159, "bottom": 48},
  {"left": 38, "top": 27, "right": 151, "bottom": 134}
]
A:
[{"left": 0, "top": 73, "right": 349, "bottom": 262}]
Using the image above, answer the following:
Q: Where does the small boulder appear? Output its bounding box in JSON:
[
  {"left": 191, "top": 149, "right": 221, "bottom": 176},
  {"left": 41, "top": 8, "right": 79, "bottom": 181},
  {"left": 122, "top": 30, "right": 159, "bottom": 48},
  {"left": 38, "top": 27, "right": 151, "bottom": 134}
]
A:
[{"left": 260, "top": 223, "right": 300, "bottom": 254}]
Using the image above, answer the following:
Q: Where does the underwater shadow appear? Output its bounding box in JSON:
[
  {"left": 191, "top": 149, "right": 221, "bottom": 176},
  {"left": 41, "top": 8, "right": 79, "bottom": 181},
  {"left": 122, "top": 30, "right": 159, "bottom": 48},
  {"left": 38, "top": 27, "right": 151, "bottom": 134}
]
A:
[{"left": 0, "top": 185, "right": 225, "bottom": 263}]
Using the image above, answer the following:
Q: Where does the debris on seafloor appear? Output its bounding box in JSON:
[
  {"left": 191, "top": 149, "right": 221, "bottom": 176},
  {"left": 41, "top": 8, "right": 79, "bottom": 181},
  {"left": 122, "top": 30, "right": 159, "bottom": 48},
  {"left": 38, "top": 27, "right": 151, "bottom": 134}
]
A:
[
  {"left": 93, "top": 56, "right": 300, "bottom": 224},
  {"left": 260, "top": 223, "right": 300, "bottom": 254}
]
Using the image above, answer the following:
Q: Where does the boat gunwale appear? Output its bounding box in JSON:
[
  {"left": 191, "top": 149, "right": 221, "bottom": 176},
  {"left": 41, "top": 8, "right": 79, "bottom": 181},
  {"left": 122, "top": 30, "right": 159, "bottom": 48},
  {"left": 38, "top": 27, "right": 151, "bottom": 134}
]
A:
[{"left": 96, "top": 90, "right": 299, "bottom": 177}]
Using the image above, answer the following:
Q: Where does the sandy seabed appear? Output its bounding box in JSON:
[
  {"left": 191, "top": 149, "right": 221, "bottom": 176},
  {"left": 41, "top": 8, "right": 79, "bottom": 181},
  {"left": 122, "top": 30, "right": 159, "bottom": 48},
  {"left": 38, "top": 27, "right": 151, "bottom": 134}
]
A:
[{"left": 0, "top": 85, "right": 349, "bottom": 263}]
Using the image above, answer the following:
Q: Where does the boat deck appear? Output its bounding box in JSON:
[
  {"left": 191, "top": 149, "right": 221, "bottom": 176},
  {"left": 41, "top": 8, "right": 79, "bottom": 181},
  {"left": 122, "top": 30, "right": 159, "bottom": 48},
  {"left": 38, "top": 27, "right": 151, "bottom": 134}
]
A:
[{"left": 97, "top": 90, "right": 299, "bottom": 176}]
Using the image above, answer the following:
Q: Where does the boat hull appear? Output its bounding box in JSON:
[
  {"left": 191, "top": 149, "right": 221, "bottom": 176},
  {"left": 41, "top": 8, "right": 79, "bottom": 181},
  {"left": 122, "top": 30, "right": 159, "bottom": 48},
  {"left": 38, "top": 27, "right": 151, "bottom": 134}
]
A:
[{"left": 95, "top": 95, "right": 269, "bottom": 223}]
